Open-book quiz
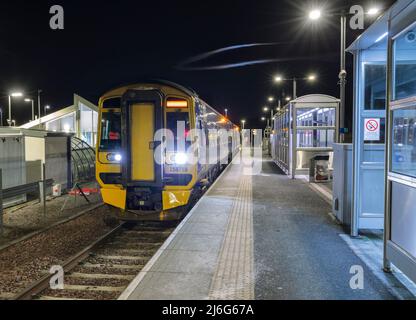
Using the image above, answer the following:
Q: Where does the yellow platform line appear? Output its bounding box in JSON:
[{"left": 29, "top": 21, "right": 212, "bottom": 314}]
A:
[{"left": 209, "top": 174, "right": 254, "bottom": 300}]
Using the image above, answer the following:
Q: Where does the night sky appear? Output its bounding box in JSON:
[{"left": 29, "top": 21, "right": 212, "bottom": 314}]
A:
[{"left": 0, "top": 0, "right": 396, "bottom": 130}]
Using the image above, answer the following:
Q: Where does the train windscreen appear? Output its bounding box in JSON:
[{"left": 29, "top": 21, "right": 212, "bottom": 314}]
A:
[
  {"left": 166, "top": 112, "right": 191, "bottom": 151},
  {"left": 100, "top": 112, "right": 122, "bottom": 151}
]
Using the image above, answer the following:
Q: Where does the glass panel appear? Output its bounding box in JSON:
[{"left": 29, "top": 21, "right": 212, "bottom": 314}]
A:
[
  {"left": 364, "top": 64, "right": 386, "bottom": 110},
  {"left": 99, "top": 111, "right": 121, "bottom": 151},
  {"left": 103, "top": 97, "right": 121, "bottom": 109},
  {"left": 392, "top": 106, "right": 416, "bottom": 178},
  {"left": 166, "top": 111, "right": 191, "bottom": 151},
  {"left": 393, "top": 25, "right": 416, "bottom": 100},
  {"left": 296, "top": 108, "right": 336, "bottom": 127},
  {"left": 46, "top": 113, "right": 75, "bottom": 133},
  {"left": 80, "top": 103, "right": 98, "bottom": 147},
  {"left": 297, "top": 129, "right": 335, "bottom": 148}
]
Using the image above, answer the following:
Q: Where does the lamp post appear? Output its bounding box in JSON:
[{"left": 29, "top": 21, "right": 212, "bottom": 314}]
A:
[
  {"left": 37, "top": 89, "right": 42, "bottom": 121},
  {"left": 44, "top": 105, "right": 51, "bottom": 116},
  {"left": 274, "top": 75, "right": 317, "bottom": 99},
  {"left": 8, "top": 92, "right": 23, "bottom": 127},
  {"left": 241, "top": 120, "right": 246, "bottom": 130},
  {"left": 25, "top": 98, "right": 35, "bottom": 121},
  {"left": 308, "top": 7, "right": 382, "bottom": 142}
]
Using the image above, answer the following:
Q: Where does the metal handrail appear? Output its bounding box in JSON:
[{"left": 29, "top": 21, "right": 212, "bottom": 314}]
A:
[
  {"left": 3, "top": 179, "right": 53, "bottom": 199},
  {"left": 0, "top": 166, "right": 54, "bottom": 235}
]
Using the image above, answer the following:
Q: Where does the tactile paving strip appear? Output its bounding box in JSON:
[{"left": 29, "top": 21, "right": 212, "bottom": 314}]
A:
[{"left": 208, "top": 175, "right": 254, "bottom": 300}]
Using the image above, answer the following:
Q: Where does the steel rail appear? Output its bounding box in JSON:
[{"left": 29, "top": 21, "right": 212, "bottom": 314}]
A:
[{"left": 13, "top": 222, "right": 126, "bottom": 300}]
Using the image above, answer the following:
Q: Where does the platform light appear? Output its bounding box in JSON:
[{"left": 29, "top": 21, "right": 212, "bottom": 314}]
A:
[
  {"left": 263, "top": 107, "right": 269, "bottom": 112},
  {"left": 368, "top": 7, "right": 380, "bottom": 16},
  {"left": 309, "top": 9, "right": 322, "bottom": 21},
  {"left": 286, "top": 97, "right": 291, "bottom": 101},
  {"left": 10, "top": 92, "right": 23, "bottom": 97},
  {"left": 274, "top": 76, "right": 283, "bottom": 82},
  {"left": 308, "top": 74, "right": 317, "bottom": 81},
  {"left": 261, "top": 117, "right": 266, "bottom": 121},
  {"left": 63, "top": 124, "right": 71, "bottom": 133},
  {"left": 268, "top": 97, "right": 275, "bottom": 102}
]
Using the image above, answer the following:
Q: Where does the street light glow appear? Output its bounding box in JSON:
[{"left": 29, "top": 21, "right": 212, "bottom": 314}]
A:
[
  {"left": 309, "top": 9, "right": 322, "bottom": 21},
  {"left": 11, "top": 92, "right": 23, "bottom": 97},
  {"left": 368, "top": 7, "right": 380, "bottom": 16},
  {"left": 268, "top": 97, "right": 275, "bottom": 102},
  {"left": 274, "top": 76, "right": 283, "bottom": 82},
  {"left": 308, "top": 74, "right": 317, "bottom": 81},
  {"left": 24, "top": 98, "right": 32, "bottom": 102},
  {"left": 263, "top": 107, "right": 269, "bottom": 112},
  {"left": 286, "top": 97, "right": 291, "bottom": 101}
]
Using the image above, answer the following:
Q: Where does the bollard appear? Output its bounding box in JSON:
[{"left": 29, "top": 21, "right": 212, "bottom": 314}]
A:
[{"left": 0, "top": 169, "right": 3, "bottom": 236}]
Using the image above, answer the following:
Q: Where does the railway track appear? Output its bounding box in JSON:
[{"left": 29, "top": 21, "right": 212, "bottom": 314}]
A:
[{"left": 14, "top": 222, "right": 175, "bottom": 300}]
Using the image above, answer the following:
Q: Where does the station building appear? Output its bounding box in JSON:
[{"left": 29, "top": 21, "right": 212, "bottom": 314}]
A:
[
  {"left": 0, "top": 94, "right": 98, "bottom": 208},
  {"left": 20, "top": 94, "right": 98, "bottom": 148}
]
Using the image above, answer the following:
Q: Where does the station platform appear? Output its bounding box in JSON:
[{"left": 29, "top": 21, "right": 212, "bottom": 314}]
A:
[{"left": 120, "top": 155, "right": 409, "bottom": 300}]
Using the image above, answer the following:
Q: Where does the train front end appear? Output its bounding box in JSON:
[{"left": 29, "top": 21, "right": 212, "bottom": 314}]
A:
[{"left": 96, "top": 83, "right": 197, "bottom": 221}]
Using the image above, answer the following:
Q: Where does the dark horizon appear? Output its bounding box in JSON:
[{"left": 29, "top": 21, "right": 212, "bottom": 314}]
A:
[{"left": 0, "top": 0, "right": 395, "bottom": 129}]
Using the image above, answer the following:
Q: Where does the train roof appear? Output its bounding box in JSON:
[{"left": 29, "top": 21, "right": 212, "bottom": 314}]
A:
[{"left": 102, "top": 79, "right": 198, "bottom": 98}]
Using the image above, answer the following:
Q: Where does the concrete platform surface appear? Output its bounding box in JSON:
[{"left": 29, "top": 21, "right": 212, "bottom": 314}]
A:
[{"left": 120, "top": 156, "right": 412, "bottom": 300}]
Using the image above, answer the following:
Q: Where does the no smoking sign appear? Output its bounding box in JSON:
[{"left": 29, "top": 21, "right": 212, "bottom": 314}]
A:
[{"left": 364, "top": 118, "right": 381, "bottom": 141}]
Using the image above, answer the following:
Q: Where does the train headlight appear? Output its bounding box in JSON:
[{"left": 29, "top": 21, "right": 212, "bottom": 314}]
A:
[
  {"left": 172, "top": 153, "right": 188, "bottom": 165},
  {"left": 107, "top": 153, "right": 122, "bottom": 162}
]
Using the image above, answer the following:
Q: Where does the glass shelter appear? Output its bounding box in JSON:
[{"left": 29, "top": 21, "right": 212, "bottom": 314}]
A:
[
  {"left": 347, "top": 0, "right": 416, "bottom": 285},
  {"left": 386, "top": 1, "right": 416, "bottom": 282},
  {"left": 271, "top": 94, "right": 340, "bottom": 178},
  {"left": 21, "top": 94, "right": 98, "bottom": 148}
]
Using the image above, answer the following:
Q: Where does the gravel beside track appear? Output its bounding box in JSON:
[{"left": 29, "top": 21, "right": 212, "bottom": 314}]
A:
[{"left": 0, "top": 205, "right": 117, "bottom": 299}]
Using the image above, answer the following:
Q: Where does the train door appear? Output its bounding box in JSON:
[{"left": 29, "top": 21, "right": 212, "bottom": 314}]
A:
[
  {"left": 121, "top": 90, "right": 163, "bottom": 187},
  {"left": 131, "top": 103, "right": 155, "bottom": 181}
]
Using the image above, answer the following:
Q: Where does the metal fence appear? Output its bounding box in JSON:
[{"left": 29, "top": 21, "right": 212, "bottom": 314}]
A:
[{"left": 0, "top": 166, "right": 53, "bottom": 235}]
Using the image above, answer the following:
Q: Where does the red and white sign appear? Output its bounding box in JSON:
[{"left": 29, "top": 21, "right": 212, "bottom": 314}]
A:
[{"left": 364, "top": 118, "right": 381, "bottom": 141}]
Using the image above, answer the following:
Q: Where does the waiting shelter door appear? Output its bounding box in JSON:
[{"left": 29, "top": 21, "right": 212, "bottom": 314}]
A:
[{"left": 352, "top": 40, "right": 387, "bottom": 235}]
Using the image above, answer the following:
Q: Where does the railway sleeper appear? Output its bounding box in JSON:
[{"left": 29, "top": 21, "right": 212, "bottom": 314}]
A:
[{"left": 57, "top": 284, "right": 126, "bottom": 293}]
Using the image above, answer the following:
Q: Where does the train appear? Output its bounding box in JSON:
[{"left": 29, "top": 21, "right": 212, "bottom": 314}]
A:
[{"left": 96, "top": 80, "right": 240, "bottom": 221}]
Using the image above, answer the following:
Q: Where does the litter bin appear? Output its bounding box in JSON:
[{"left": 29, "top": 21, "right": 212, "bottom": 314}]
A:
[{"left": 309, "top": 155, "right": 330, "bottom": 183}]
